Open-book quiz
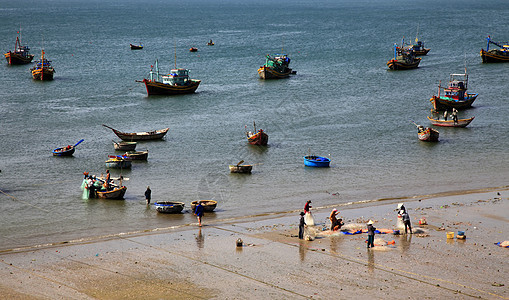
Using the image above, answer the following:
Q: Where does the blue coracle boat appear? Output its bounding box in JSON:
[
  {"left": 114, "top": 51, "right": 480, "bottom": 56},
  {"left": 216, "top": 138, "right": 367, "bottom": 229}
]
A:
[{"left": 303, "top": 155, "right": 330, "bottom": 167}]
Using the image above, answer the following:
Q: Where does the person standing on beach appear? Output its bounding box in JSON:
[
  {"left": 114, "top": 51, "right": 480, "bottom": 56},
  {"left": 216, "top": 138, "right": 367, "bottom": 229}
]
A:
[
  {"left": 329, "top": 209, "right": 339, "bottom": 231},
  {"left": 401, "top": 210, "right": 413, "bottom": 234},
  {"left": 304, "top": 200, "right": 315, "bottom": 226},
  {"left": 299, "top": 212, "right": 306, "bottom": 239},
  {"left": 144, "top": 186, "right": 151, "bottom": 204},
  {"left": 194, "top": 202, "right": 204, "bottom": 227},
  {"left": 367, "top": 220, "right": 376, "bottom": 248}
]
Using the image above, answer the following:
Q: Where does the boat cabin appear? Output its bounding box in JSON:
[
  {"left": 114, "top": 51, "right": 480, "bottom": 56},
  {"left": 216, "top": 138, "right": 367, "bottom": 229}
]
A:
[
  {"left": 162, "top": 68, "right": 191, "bottom": 86},
  {"left": 444, "top": 74, "right": 468, "bottom": 100}
]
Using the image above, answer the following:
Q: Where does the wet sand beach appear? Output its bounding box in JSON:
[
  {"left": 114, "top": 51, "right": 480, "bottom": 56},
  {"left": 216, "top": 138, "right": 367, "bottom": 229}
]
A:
[{"left": 1, "top": 189, "right": 508, "bottom": 299}]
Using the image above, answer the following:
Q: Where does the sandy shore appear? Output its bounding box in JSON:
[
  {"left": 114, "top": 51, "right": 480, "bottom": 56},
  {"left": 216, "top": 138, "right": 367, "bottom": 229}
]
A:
[{"left": 1, "top": 189, "right": 508, "bottom": 299}]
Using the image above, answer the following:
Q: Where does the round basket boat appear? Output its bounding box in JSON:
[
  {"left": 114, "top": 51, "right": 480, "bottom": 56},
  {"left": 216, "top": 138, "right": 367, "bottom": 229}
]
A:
[
  {"left": 154, "top": 201, "right": 185, "bottom": 214},
  {"left": 190, "top": 200, "right": 218, "bottom": 212}
]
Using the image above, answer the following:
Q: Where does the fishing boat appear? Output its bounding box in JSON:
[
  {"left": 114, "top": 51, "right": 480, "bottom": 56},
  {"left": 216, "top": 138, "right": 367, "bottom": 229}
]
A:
[
  {"left": 52, "top": 139, "right": 84, "bottom": 156},
  {"left": 207, "top": 40, "right": 214, "bottom": 46},
  {"left": 427, "top": 116, "right": 474, "bottom": 128},
  {"left": 96, "top": 186, "right": 127, "bottom": 200},
  {"left": 429, "top": 72, "right": 478, "bottom": 110},
  {"left": 190, "top": 200, "right": 217, "bottom": 212},
  {"left": 82, "top": 174, "right": 128, "bottom": 200},
  {"left": 130, "top": 43, "right": 143, "bottom": 50},
  {"left": 113, "top": 140, "right": 137, "bottom": 151},
  {"left": 137, "top": 59, "right": 201, "bottom": 95},
  {"left": 405, "top": 39, "right": 430, "bottom": 56},
  {"left": 229, "top": 160, "right": 253, "bottom": 173},
  {"left": 258, "top": 54, "right": 294, "bottom": 79},
  {"left": 155, "top": 201, "right": 185, "bottom": 213},
  {"left": 304, "top": 155, "right": 331, "bottom": 167},
  {"left": 387, "top": 44, "right": 421, "bottom": 70},
  {"left": 103, "top": 124, "right": 169, "bottom": 141},
  {"left": 31, "top": 50, "right": 54, "bottom": 80},
  {"left": 416, "top": 125, "right": 439, "bottom": 142},
  {"left": 122, "top": 150, "right": 148, "bottom": 161},
  {"left": 4, "top": 34, "right": 34, "bottom": 65},
  {"left": 246, "top": 122, "right": 268, "bottom": 146},
  {"left": 480, "top": 36, "right": 509, "bottom": 63},
  {"left": 105, "top": 155, "right": 132, "bottom": 168},
  {"left": 189, "top": 47, "right": 198, "bottom": 52}
]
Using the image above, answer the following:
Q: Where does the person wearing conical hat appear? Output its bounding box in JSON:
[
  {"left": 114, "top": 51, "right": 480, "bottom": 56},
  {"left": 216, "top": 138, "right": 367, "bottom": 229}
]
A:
[{"left": 367, "top": 220, "right": 376, "bottom": 249}]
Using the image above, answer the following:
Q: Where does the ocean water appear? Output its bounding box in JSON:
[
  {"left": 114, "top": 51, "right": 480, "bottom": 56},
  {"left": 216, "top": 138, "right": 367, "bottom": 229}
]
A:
[{"left": 1, "top": 0, "right": 508, "bottom": 250}]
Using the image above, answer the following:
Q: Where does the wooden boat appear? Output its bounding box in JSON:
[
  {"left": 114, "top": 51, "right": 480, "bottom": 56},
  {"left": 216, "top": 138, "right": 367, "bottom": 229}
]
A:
[
  {"left": 480, "top": 36, "right": 509, "bottom": 63},
  {"left": 31, "top": 50, "right": 54, "bottom": 80},
  {"left": 189, "top": 47, "right": 198, "bottom": 52},
  {"left": 246, "top": 122, "right": 268, "bottom": 146},
  {"left": 190, "top": 200, "right": 217, "bottom": 212},
  {"left": 137, "top": 59, "right": 201, "bottom": 95},
  {"left": 4, "top": 34, "right": 34, "bottom": 65},
  {"left": 403, "top": 31, "right": 430, "bottom": 56},
  {"left": 155, "top": 201, "right": 185, "bottom": 213},
  {"left": 229, "top": 164, "right": 253, "bottom": 173},
  {"left": 130, "top": 43, "right": 143, "bottom": 50},
  {"left": 52, "top": 139, "right": 84, "bottom": 156},
  {"left": 258, "top": 54, "right": 294, "bottom": 79},
  {"left": 304, "top": 155, "right": 331, "bottom": 167},
  {"left": 103, "top": 124, "right": 169, "bottom": 141},
  {"left": 387, "top": 44, "right": 421, "bottom": 70},
  {"left": 207, "top": 40, "right": 214, "bottom": 46},
  {"left": 427, "top": 116, "right": 474, "bottom": 128},
  {"left": 105, "top": 156, "right": 132, "bottom": 168},
  {"left": 113, "top": 140, "right": 137, "bottom": 151},
  {"left": 417, "top": 125, "right": 439, "bottom": 142},
  {"left": 429, "top": 72, "right": 478, "bottom": 110},
  {"left": 96, "top": 186, "right": 127, "bottom": 200},
  {"left": 122, "top": 150, "right": 148, "bottom": 161}
]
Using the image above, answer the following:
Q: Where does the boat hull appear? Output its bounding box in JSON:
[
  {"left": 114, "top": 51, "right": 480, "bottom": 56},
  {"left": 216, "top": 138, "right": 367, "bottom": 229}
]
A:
[
  {"left": 412, "top": 49, "right": 430, "bottom": 56},
  {"left": 130, "top": 44, "right": 143, "bottom": 50},
  {"left": 480, "top": 49, "right": 509, "bottom": 63},
  {"left": 387, "top": 58, "right": 421, "bottom": 70},
  {"left": 52, "top": 147, "right": 75, "bottom": 156},
  {"left": 247, "top": 131, "right": 268, "bottom": 146},
  {"left": 142, "top": 79, "right": 200, "bottom": 96},
  {"left": 430, "top": 94, "right": 478, "bottom": 110},
  {"left": 257, "top": 66, "right": 292, "bottom": 79},
  {"left": 113, "top": 141, "right": 137, "bottom": 151},
  {"left": 105, "top": 159, "right": 132, "bottom": 168},
  {"left": 123, "top": 151, "right": 148, "bottom": 161},
  {"left": 229, "top": 165, "right": 253, "bottom": 173},
  {"left": 32, "top": 68, "right": 54, "bottom": 80},
  {"left": 304, "top": 156, "right": 331, "bottom": 167},
  {"left": 104, "top": 125, "right": 169, "bottom": 141},
  {"left": 155, "top": 201, "right": 185, "bottom": 213},
  {"left": 190, "top": 200, "right": 217, "bottom": 212},
  {"left": 427, "top": 116, "right": 474, "bottom": 128},
  {"left": 96, "top": 186, "right": 127, "bottom": 200},
  {"left": 418, "top": 128, "right": 439, "bottom": 142},
  {"left": 4, "top": 52, "right": 34, "bottom": 65}
]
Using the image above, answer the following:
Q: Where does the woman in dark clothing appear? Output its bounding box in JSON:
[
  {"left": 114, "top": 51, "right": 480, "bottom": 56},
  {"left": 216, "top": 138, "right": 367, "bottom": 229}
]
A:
[
  {"left": 367, "top": 220, "right": 376, "bottom": 248},
  {"left": 299, "top": 212, "right": 306, "bottom": 239}
]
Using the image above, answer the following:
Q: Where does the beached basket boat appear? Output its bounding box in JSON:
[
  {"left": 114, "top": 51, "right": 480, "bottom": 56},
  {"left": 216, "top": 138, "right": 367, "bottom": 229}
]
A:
[{"left": 190, "top": 200, "right": 217, "bottom": 212}]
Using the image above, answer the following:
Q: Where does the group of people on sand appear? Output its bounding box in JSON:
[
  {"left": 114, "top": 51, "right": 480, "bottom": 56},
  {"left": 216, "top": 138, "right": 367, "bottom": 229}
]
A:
[{"left": 298, "top": 201, "right": 414, "bottom": 248}]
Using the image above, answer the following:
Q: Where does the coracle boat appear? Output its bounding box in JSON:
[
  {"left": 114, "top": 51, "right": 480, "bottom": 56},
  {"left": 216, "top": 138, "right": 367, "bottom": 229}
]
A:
[
  {"left": 96, "top": 186, "right": 127, "bottom": 200},
  {"left": 258, "top": 53, "right": 295, "bottom": 79},
  {"left": 155, "top": 201, "right": 185, "bottom": 213},
  {"left": 189, "top": 47, "right": 198, "bottom": 52},
  {"left": 105, "top": 155, "right": 132, "bottom": 169},
  {"left": 229, "top": 160, "right": 253, "bottom": 173},
  {"left": 190, "top": 200, "right": 217, "bottom": 212},
  {"left": 246, "top": 122, "right": 268, "bottom": 146},
  {"left": 122, "top": 150, "right": 148, "bottom": 161},
  {"left": 4, "top": 34, "right": 34, "bottom": 65},
  {"left": 304, "top": 155, "right": 331, "bottom": 167},
  {"left": 387, "top": 44, "right": 421, "bottom": 70},
  {"left": 137, "top": 59, "right": 201, "bottom": 96},
  {"left": 480, "top": 36, "right": 509, "bottom": 63},
  {"left": 103, "top": 124, "right": 169, "bottom": 141},
  {"left": 31, "top": 50, "right": 54, "bottom": 81},
  {"left": 427, "top": 115, "right": 474, "bottom": 128},
  {"left": 429, "top": 72, "right": 478, "bottom": 110},
  {"left": 416, "top": 125, "right": 439, "bottom": 142},
  {"left": 130, "top": 43, "right": 143, "bottom": 50},
  {"left": 52, "top": 139, "right": 84, "bottom": 156},
  {"left": 113, "top": 140, "right": 137, "bottom": 151}
]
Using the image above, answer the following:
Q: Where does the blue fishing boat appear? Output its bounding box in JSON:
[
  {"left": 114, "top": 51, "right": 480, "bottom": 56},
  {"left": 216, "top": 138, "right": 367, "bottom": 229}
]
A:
[
  {"left": 105, "top": 155, "right": 132, "bottom": 168},
  {"left": 304, "top": 155, "right": 330, "bottom": 167},
  {"left": 155, "top": 201, "right": 185, "bottom": 213}
]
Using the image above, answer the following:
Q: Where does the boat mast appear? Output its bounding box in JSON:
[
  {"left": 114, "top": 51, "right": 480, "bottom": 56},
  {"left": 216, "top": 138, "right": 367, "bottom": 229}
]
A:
[
  {"left": 41, "top": 49, "right": 44, "bottom": 81},
  {"left": 174, "top": 41, "right": 177, "bottom": 69}
]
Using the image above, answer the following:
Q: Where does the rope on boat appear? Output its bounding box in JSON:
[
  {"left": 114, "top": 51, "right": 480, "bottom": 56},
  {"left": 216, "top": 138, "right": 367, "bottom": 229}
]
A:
[{"left": 0, "top": 188, "right": 50, "bottom": 213}]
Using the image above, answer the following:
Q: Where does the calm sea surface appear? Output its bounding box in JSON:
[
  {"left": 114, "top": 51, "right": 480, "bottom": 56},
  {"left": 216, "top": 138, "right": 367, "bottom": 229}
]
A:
[{"left": 1, "top": 0, "right": 508, "bottom": 250}]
